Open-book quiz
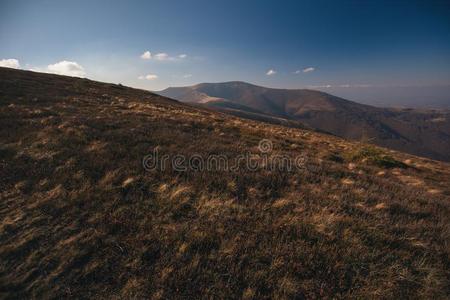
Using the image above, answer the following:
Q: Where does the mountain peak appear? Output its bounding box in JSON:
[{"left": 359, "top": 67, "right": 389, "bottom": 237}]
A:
[{"left": 158, "top": 81, "right": 450, "bottom": 161}]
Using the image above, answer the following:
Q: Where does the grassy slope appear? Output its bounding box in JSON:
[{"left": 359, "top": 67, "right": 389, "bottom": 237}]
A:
[{"left": 1, "top": 68, "right": 450, "bottom": 298}]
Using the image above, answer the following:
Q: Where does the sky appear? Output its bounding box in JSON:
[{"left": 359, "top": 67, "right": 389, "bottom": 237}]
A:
[{"left": 1, "top": 0, "right": 450, "bottom": 107}]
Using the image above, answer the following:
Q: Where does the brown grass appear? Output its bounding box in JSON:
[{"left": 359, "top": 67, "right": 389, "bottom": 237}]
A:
[{"left": 1, "top": 67, "right": 450, "bottom": 298}]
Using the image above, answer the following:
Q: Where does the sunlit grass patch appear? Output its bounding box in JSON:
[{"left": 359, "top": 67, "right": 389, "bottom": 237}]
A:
[{"left": 345, "top": 144, "right": 408, "bottom": 169}]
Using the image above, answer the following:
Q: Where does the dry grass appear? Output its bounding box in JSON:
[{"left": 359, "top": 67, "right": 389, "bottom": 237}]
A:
[{"left": 1, "top": 68, "right": 450, "bottom": 298}]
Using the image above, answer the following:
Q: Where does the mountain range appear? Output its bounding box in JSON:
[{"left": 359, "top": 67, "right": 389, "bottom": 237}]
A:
[{"left": 159, "top": 82, "right": 450, "bottom": 162}]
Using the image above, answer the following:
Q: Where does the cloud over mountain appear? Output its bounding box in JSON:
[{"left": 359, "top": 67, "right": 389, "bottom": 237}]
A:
[
  {"left": 0, "top": 58, "right": 20, "bottom": 69},
  {"left": 138, "top": 74, "right": 158, "bottom": 80},
  {"left": 47, "top": 61, "right": 85, "bottom": 77}
]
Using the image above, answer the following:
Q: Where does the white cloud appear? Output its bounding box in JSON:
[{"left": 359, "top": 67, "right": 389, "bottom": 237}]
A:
[
  {"left": 0, "top": 58, "right": 20, "bottom": 69},
  {"left": 183, "top": 74, "right": 192, "bottom": 78},
  {"left": 138, "top": 74, "right": 158, "bottom": 80},
  {"left": 141, "top": 51, "right": 152, "bottom": 60},
  {"left": 140, "top": 51, "right": 187, "bottom": 61},
  {"left": 303, "top": 67, "right": 315, "bottom": 73},
  {"left": 266, "top": 69, "right": 276, "bottom": 76},
  {"left": 307, "top": 84, "right": 373, "bottom": 89},
  {"left": 154, "top": 53, "right": 170, "bottom": 61},
  {"left": 47, "top": 61, "right": 85, "bottom": 77},
  {"left": 311, "top": 85, "right": 332, "bottom": 88},
  {"left": 293, "top": 70, "right": 301, "bottom": 74}
]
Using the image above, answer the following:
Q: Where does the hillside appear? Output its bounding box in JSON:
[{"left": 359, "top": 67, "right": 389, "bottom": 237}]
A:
[
  {"left": 159, "top": 82, "right": 450, "bottom": 162},
  {"left": 1, "top": 67, "right": 450, "bottom": 298}
]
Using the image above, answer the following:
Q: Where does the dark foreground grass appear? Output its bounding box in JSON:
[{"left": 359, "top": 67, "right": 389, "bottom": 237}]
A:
[{"left": 1, "top": 67, "right": 450, "bottom": 298}]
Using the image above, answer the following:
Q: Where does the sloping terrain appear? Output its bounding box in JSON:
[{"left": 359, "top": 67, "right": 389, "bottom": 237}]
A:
[
  {"left": 1, "top": 67, "right": 450, "bottom": 298},
  {"left": 159, "top": 82, "right": 450, "bottom": 162}
]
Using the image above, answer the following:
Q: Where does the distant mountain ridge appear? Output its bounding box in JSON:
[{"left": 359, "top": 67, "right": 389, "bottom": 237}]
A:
[{"left": 159, "top": 81, "right": 450, "bottom": 161}]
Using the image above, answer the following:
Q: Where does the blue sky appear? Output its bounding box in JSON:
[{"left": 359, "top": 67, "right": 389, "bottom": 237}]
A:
[{"left": 1, "top": 0, "right": 450, "bottom": 105}]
